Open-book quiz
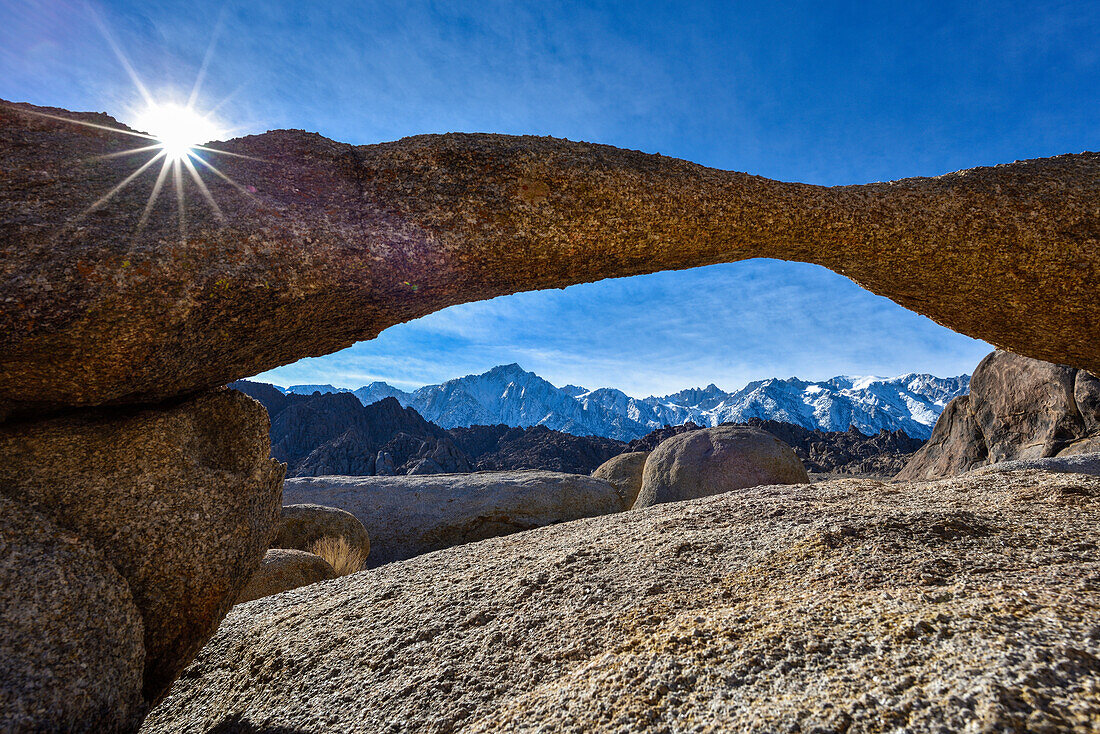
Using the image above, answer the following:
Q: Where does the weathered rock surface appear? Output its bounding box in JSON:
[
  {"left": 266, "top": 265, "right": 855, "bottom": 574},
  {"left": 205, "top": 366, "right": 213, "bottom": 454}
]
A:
[
  {"left": 900, "top": 350, "right": 1100, "bottom": 479},
  {"left": 591, "top": 451, "right": 650, "bottom": 508},
  {"left": 971, "top": 452, "right": 1100, "bottom": 477},
  {"left": 282, "top": 471, "right": 622, "bottom": 567},
  {"left": 3, "top": 102, "right": 1099, "bottom": 417},
  {"left": 896, "top": 395, "right": 990, "bottom": 480},
  {"left": 144, "top": 471, "right": 1100, "bottom": 733},
  {"left": 236, "top": 549, "right": 337, "bottom": 605},
  {"left": 272, "top": 504, "right": 371, "bottom": 559},
  {"left": 635, "top": 426, "right": 809, "bottom": 508},
  {"left": 0, "top": 388, "right": 284, "bottom": 702},
  {"left": 0, "top": 495, "right": 146, "bottom": 733}
]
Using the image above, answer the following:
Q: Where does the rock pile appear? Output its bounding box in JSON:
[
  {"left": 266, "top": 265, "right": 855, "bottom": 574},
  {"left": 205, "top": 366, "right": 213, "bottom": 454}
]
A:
[
  {"left": 0, "top": 390, "right": 283, "bottom": 713},
  {"left": 900, "top": 350, "right": 1100, "bottom": 479}
]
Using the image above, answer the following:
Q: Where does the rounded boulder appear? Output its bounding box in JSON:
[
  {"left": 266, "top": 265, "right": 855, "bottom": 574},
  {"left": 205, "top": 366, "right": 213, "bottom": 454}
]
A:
[
  {"left": 634, "top": 426, "right": 808, "bottom": 508},
  {"left": 592, "top": 451, "right": 650, "bottom": 509},
  {"left": 236, "top": 549, "right": 338, "bottom": 605},
  {"left": 0, "top": 495, "right": 145, "bottom": 733},
  {"left": 273, "top": 504, "right": 371, "bottom": 561}
]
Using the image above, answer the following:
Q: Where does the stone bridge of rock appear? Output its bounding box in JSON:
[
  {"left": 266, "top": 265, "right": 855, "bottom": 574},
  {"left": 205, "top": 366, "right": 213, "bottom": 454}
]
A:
[{"left": 2, "top": 101, "right": 1098, "bottom": 418}]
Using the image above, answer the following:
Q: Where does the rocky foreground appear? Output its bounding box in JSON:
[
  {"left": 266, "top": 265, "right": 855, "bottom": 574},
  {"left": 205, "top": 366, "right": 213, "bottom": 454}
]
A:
[{"left": 145, "top": 470, "right": 1100, "bottom": 733}]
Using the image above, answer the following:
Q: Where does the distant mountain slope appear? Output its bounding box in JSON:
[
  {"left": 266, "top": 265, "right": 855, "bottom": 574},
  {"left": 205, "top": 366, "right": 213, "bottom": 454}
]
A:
[
  {"left": 448, "top": 424, "right": 626, "bottom": 474},
  {"left": 258, "top": 365, "right": 968, "bottom": 440},
  {"left": 230, "top": 381, "right": 627, "bottom": 476},
  {"left": 408, "top": 364, "right": 650, "bottom": 441},
  {"left": 284, "top": 384, "right": 354, "bottom": 396}
]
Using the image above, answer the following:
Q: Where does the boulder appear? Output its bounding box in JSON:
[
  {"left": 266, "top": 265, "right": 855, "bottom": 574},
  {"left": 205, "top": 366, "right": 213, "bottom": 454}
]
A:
[
  {"left": 900, "top": 350, "right": 1100, "bottom": 479},
  {"left": 236, "top": 549, "right": 337, "bottom": 605},
  {"left": 634, "top": 426, "right": 808, "bottom": 508},
  {"left": 0, "top": 389, "right": 284, "bottom": 703},
  {"left": 143, "top": 471, "right": 1100, "bottom": 733},
  {"left": 592, "top": 451, "right": 650, "bottom": 508},
  {"left": 3, "top": 101, "right": 1100, "bottom": 418},
  {"left": 281, "top": 471, "right": 622, "bottom": 567},
  {"left": 969, "top": 350, "right": 1082, "bottom": 463},
  {"left": 272, "top": 504, "right": 371, "bottom": 560},
  {"left": 0, "top": 495, "right": 145, "bottom": 733}
]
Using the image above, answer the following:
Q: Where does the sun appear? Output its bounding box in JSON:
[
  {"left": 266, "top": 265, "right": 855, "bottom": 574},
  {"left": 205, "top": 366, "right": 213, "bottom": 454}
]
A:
[
  {"left": 7, "top": 12, "right": 266, "bottom": 243},
  {"left": 132, "top": 102, "right": 224, "bottom": 161}
]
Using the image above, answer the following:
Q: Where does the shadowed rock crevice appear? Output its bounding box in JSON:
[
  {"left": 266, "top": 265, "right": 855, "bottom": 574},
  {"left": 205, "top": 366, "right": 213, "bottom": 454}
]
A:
[{"left": 2, "top": 101, "right": 1098, "bottom": 417}]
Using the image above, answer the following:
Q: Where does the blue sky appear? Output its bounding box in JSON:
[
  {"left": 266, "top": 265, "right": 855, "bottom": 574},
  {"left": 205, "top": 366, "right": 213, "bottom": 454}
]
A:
[{"left": 3, "top": 1, "right": 1097, "bottom": 395}]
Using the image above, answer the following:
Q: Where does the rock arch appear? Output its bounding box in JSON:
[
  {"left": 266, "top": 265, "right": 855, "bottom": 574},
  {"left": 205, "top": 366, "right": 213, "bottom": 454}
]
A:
[{"left": 1, "top": 100, "right": 1098, "bottom": 416}]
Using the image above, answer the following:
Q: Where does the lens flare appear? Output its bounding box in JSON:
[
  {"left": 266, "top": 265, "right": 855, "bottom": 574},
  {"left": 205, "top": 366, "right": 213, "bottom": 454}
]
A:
[
  {"left": 133, "top": 102, "right": 224, "bottom": 161},
  {"left": 7, "top": 8, "right": 268, "bottom": 244}
]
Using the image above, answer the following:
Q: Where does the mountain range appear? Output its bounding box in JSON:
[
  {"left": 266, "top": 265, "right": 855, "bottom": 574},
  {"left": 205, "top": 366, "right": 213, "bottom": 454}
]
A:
[
  {"left": 232, "top": 381, "right": 927, "bottom": 479},
  {"left": 267, "top": 364, "right": 969, "bottom": 441}
]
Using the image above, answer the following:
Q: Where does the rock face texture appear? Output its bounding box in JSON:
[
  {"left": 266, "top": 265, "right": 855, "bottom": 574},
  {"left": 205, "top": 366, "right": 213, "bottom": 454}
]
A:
[
  {"left": 591, "top": 451, "right": 650, "bottom": 508},
  {"left": 0, "top": 496, "right": 146, "bottom": 733},
  {"left": 0, "top": 389, "right": 284, "bottom": 703},
  {"left": 272, "top": 504, "right": 371, "bottom": 560},
  {"left": 236, "top": 549, "right": 337, "bottom": 605},
  {"left": 143, "top": 471, "right": 1100, "bottom": 733},
  {"left": 3, "top": 101, "right": 1099, "bottom": 417},
  {"left": 281, "top": 471, "right": 622, "bottom": 567},
  {"left": 635, "top": 426, "right": 809, "bottom": 508},
  {"left": 900, "top": 350, "right": 1100, "bottom": 479}
]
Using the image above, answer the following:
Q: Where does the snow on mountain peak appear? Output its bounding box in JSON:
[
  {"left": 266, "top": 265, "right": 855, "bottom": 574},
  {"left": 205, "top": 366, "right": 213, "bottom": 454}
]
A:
[{"left": 849, "top": 375, "right": 888, "bottom": 390}]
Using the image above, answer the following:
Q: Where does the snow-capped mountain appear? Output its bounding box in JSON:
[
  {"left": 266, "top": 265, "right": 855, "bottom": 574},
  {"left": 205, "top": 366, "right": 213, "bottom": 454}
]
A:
[
  {"left": 352, "top": 382, "right": 412, "bottom": 407},
  {"left": 408, "top": 364, "right": 649, "bottom": 441},
  {"left": 261, "top": 365, "right": 969, "bottom": 441},
  {"left": 671, "top": 374, "right": 971, "bottom": 440}
]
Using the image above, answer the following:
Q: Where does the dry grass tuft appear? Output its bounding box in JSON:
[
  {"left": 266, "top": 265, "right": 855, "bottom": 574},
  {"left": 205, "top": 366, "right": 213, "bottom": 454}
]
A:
[{"left": 309, "top": 536, "right": 366, "bottom": 576}]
